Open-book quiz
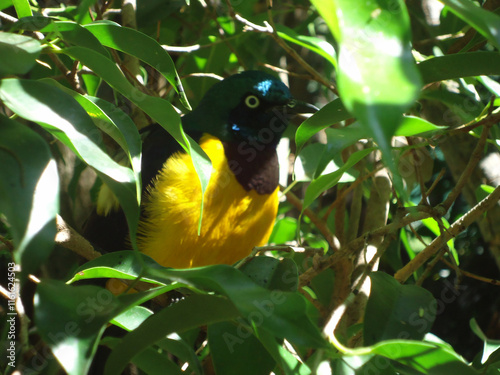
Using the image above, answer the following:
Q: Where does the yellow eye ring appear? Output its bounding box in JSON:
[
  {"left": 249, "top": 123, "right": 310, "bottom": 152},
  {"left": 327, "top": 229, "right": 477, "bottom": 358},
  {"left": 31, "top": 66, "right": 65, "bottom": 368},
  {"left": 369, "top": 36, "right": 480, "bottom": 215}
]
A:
[{"left": 245, "top": 95, "right": 260, "bottom": 109}]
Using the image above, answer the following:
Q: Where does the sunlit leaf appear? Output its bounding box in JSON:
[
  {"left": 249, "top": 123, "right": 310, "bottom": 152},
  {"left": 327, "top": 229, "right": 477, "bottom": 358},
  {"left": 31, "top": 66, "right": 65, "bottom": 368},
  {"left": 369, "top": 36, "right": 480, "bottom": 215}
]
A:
[
  {"left": 0, "top": 115, "right": 58, "bottom": 282},
  {"left": 395, "top": 116, "right": 448, "bottom": 136},
  {"left": 0, "top": 78, "right": 141, "bottom": 248},
  {"left": 439, "top": 0, "right": 500, "bottom": 50},
  {"left": 276, "top": 24, "right": 336, "bottom": 68},
  {"left": 303, "top": 148, "right": 374, "bottom": 210},
  {"left": 371, "top": 340, "right": 476, "bottom": 374},
  {"left": 418, "top": 52, "right": 500, "bottom": 84},
  {"left": 62, "top": 46, "right": 211, "bottom": 231},
  {"left": 41, "top": 21, "right": 110, "bottom": 57},
  {"left": 84, "top": 21, "right": 191, "bottom": 110},
  {"left": 69, "top": 251, "right": 327, "bottom": 352},
  {"left": 34, "top": 280, "right": 170, "bottom": 375},
  {"left": 295, "top": 99, "right": 352, "bottom": 155},
  {"left": 0, "top": 32, "right": 41, "bottom": 76},
  {"left": 12, "top": 0, "right": 32, "bottom": 18},
  {"left": 311, "top": 0, "right": 422, "bottom": 197},
  {"left": 470, "top": 318, "right": 500, "bottom": 366}
]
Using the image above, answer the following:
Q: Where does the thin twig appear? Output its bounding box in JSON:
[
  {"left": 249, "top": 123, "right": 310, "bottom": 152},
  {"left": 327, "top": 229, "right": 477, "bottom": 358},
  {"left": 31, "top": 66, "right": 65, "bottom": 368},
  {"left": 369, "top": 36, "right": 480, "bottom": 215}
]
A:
[
  {"left": 322, "top": 166, "right": 380, "bottom": 222},
  {"left": 425, "top": 168, "right": 446, "bottom": 197},
  {"left": 229, "top": 6, "right": 337, "bottom": 93},
  {"left": 258, "top": 63, "right": 314, "bottom": 80},
  {"left": 299, "top": 209, "right": 432, "bottom": 287},
  {"left": 284, "top": 189, "right": 339, "bottom": 251},
  {"left": 395, "top": 185, "right": 500, "bottom": 283},
  {"left": 180, "top": 72, "right": 224, "bottom": 81},
  {"left": 448, "top": 110, "right": 500, "bottom": 135},
  {"left": 439, "top": 124, "right": 492, "bottom": 213},
  {"left": 0, "top": 11, "right": 18, "bottom": 23},
  {"left": 56, "top": 215, "right": 102, "bottom": 261},
  {"left": 416, "top": 246, "right": 448, "bottom": 286},
  {"left": 440, "top": 257, "right": 500, "bottom": 286},
  {"left": 206, "top": 0, "right": 247, "bottom": 69},
  {"left": 405, "top": 139, "right": 429, "bottom": 205}
]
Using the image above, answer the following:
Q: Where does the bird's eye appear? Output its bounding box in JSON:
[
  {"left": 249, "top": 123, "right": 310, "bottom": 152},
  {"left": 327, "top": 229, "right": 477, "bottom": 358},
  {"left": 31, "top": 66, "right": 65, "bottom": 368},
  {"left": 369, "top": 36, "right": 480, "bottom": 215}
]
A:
[{"left": 245, "top": 95, "right": 260, "bottom": 109}]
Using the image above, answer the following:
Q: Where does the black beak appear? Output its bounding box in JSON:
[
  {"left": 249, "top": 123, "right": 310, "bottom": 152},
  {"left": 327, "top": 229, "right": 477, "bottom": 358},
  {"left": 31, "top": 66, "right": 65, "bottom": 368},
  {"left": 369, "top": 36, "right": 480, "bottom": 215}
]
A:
[{"left": 286, "top": 99, "right": 319, "bottom": 114}]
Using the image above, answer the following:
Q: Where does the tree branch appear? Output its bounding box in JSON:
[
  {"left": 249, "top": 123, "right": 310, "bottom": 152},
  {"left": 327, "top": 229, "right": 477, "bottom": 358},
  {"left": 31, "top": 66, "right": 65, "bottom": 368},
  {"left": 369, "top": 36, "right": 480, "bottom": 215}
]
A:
[
  {"left": 56, "top": 215, "right": 102, "bottom": 261},
  {"left": 394, "top": 185, "right": 500, "bottom": 283}
]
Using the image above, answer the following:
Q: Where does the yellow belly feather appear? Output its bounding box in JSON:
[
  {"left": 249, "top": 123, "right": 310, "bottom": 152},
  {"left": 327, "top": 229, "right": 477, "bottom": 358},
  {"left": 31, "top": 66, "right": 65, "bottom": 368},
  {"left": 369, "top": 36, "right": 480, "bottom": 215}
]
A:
[{"left": 138, "top": 134, "right": 279, "bottom": 268}]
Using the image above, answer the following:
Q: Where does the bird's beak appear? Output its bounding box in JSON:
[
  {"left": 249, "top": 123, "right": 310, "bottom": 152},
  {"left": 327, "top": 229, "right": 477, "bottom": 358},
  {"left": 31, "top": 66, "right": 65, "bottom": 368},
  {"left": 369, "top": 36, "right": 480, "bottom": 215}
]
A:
[{"left": 286, "top": 99, "right": 319, "bottom": 114}]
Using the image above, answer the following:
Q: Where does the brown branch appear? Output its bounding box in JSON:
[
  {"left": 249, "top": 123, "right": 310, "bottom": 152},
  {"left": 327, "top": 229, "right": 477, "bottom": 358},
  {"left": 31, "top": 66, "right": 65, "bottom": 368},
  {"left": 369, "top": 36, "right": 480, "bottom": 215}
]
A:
[
  {"left": 440, "top": 257, "right": 500, "bottom": 286},
  {"left": 258, "top": 63, "right": 314, "bottom": 80},
  {"left": 439, "top": 124, "right": 492, "bottom": 213},
  {"left": 395, "top": 185, "right": 500, "bottom": 283},
  {"left": 322, "top": 166, "right": 380, "bottom": 222},
  {"left": 448, "top": 110, "right": 500, "bottom": 136},
  {"left": 229, "top": 6, "right": 337, "bottom": 93},
  {"left": 416, "top": 246, "right": 448, "bottom": 286},
  {"left": 56, "top": 215, "right": 102, "bottom": 261},
  {"left": 299, "top": 209, "right": 433, "bottom": 287},
  {"left": 425, "top": 167, "right": 446, "bottom": 197}
]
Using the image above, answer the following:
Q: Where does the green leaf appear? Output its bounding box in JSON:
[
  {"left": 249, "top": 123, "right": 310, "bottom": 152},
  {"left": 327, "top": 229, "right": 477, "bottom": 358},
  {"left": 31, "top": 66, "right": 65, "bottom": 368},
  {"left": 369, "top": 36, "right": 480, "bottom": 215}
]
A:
[
  {"left": 303, "top": 148, "right": 374, "bottom": 210},
  {"left": 405, "top": 201, "right": 458, "bottom": 264},
  {"left": 12, "top": 0, "right": 32, "bottom": 18},
  {"left": 0, "top": 32, "right": 41, "bottom": 76},
  {"left": 40, "top": 21, "right": 111, "bottom": 58},
  {"left": 9, "top": 15, "right": 53, "bottom": 31},
  {"left": 0, "top": 78, "right": 141, "bottom": 248},
  {"left": 269, "top": 217, "right": 298, "bottom": 244},
  {"left": 34, "top": 280, "right": 115, "bottom": 375},
  {"left": 156, "top": 335, "right": 203, "bottom": 375},
  {"left": 69, "top": 251, "right": 327, "bottom": 350},
  {"left": 312, "top": 0, "right": 422, "bottom": 197},
  {"left": 104, "top": 294, "right": 241, "bottom": 375},
  {"left": 421, "top": 216, "right": 458, "bottom": 264},
  {"left": 240, "top": 256, "right": 298, "bottom": 292},
  {"left": 62, "top": 46, "right": 211, "bottom": 231},
  {"left": 371, "top": 340, "right": 477, "bottom": 374},
  {"left": 83, "top": 21, "right": 191, "bottom": 110},
  {"left": 41, "top": 78, "right": 142, "bottom": 186},
  {"left": 438, "top": 0, "right": 500, "bottom": 50},
  {"left": 295, "top": 99, "right": 352, "bottom": 155},
  {"left": 75, "top": 0, "right": 98, "bottom": 23},
  {"left": 35, "top": 280, "right": 171, "bottom": 375},
  {"left": 86, "top": 97, "right": 142, "bottom": 177},
  {"left": 395, "top": 116, "right": 448, "bottom": 136},
  {"left": 418, "top": 52, "right": 500, "bottom": 84},
  {"left": 256, "top": 327, "right": 312, "bottom": 375},
  {"left": 0, "top": 0, "right": 12, "bottom": 10},
  {"left": 208, "top": 321, "right": 276, "bottom": 375},
  {"left": 364, "top": 272, "right": 436, "bottom": 345},
  {"left": 275, "top": 24, "right": 336, "bottom": 68},
  {"left": 0, "top": 115, "right": 59, "bottom": 282},
  {"left": 67, "top": 251, "right": 165, "bottom": 284},
  {"left": 111, "top": 306, "right": 153, "bottom": 331},
  {"left": 132, "top": 346, "right": 185, "bottom": 375},
  {"left": 470, "top": 318, "right": 500, "bottom": 365}
]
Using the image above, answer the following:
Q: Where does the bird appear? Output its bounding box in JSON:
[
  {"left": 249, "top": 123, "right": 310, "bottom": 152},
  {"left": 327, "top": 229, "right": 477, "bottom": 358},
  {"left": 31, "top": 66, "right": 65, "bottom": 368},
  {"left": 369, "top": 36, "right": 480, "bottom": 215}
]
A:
[{"left": 84, "top": 70, "right": 317, "bottom": 269}]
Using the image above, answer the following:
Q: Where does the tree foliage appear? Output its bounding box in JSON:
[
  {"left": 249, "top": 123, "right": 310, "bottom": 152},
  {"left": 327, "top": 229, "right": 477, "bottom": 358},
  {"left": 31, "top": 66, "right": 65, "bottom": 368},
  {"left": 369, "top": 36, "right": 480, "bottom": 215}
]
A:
[{"left": 1, "top": 0, "right": 500, "bottom": 374}]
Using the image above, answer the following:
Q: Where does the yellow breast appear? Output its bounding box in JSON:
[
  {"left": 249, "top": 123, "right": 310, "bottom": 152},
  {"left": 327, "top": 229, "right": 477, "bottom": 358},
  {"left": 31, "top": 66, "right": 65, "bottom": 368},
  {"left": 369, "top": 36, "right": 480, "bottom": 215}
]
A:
[{"left": 138, "top": 134, "right": 279, "bottom": 268}]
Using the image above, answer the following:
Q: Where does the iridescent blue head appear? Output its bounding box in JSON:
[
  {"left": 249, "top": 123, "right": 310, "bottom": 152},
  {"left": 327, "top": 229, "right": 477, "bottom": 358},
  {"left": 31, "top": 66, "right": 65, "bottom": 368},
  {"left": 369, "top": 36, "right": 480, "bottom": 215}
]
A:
[{"left": 183, "top": 70, "right": 316, "bottom": 147}]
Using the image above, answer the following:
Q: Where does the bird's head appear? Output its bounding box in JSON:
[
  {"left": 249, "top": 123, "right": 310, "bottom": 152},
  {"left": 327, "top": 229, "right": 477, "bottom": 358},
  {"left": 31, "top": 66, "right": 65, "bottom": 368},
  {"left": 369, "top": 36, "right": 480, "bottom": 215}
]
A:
[{"left": 184, "top": 70, "right": 317, "bottom": 148}]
